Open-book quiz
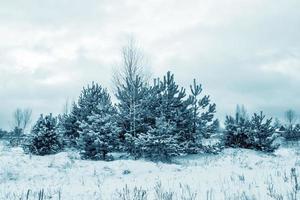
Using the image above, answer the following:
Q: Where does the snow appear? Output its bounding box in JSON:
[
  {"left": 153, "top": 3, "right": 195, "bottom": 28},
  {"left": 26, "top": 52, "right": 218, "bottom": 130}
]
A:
[{"left": 1, "top": 140, "right": 300, "bottom": 200}]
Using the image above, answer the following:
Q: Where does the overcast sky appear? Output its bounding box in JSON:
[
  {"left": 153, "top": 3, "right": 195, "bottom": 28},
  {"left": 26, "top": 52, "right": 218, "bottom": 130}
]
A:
[{"left": 0, "top": 0, "right": 300, "bottom": 129}]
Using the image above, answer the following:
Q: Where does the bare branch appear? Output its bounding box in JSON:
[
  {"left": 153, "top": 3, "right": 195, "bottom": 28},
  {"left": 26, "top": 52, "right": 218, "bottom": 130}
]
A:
[
  {"left": 285, "top": 109, "right": 297, "bottom": 126},
  {"left": 13, "top": 108, "right": 32, "bottom": 133},
  {"left": 62, "top": 98, "right": 70, "bottom": 115},
  {"left": 112, "top": 38, "right": 150, "bottom": 93},
  {"left": 22, "top": 108, "right": 32, "bottom": 131},
  {"left": 13, "top": 108, "right": 23, "bottom": 129}
]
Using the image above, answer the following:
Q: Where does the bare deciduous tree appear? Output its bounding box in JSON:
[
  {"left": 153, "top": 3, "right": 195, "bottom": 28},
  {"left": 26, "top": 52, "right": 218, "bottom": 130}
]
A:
[
  {"left": 112, "top": 38, "right": 149, "bottom": 91},
  {"left": 236, "top": 104, "right": 248, "bottom": 120},
  {"left": 13, "top": 108, "right": 32, "bottom": 133},
  {"left": 22, "top": 108, "right": 32, "bottom": 131},
  {"left": 13, "top": 108, "right": 23, "bottom": 129},
  {"left": 62, "top": 98, "right": 70, "bottom": 115},
  {"left": 285, "top": 109, "right": 297, "bottom": 127}
]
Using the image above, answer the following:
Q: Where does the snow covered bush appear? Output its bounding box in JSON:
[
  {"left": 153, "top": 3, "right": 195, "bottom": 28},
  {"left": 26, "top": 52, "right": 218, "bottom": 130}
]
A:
[
  {"left": 25, "top": 113, "right": 62, "bottom": 155},
  {"left": 225, "top": 110, "right": 279, "bottom": 152},
  {"left": 10, "top": 126, "right": 23, "bottom": 137},
  {"left": 8, "top": 127, "right": 25, "bottom": 147}
]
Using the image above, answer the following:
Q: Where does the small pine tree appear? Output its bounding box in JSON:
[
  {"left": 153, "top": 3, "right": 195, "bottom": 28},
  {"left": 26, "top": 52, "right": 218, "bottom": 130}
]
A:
[
  {"left": 116, "top": 75, "right": 149, "bottom": 155},
  {"left": 187, "top": 79, "right": 218, "bottom": 153},
  {"left": 136, "top": 116, "right": 180, "bottom": 161},
  {"left": 78, "top": 86, "right": 120, "bottom": 160},
  {"left": 26, "top": 114, "right": 62, "bottom": 155},
  {"left": 224, "top": 114, "right": 252, "bottom": 148},
  {"left": 284, "top": 124, "right": 300, "bottom": 141},
  {"left": 156, "top": 72, "right": 192, "bottom": 154},
  {"left": 273, "top": 118, "right": 282, "bottom": 130},
  {"left": 282, "top": 109, "right": 300, "bottom": 140},
  {"left": 59, "top": 82, "right": 113, "bottom": 147},
  {"left": 79, "top": 112, "right": 119, "bottom": 160},
  {"left": 249, "top": 111, "right": 279, "bottom": 152},
  {"left": 11, "top": 126, "right": 23, "bottom": 137},
  {"left": 57, "top": 105, "right": 80, "bottom": 147},
  {"left": 77, "top": 82, "right": 111, "bottom": 122}
]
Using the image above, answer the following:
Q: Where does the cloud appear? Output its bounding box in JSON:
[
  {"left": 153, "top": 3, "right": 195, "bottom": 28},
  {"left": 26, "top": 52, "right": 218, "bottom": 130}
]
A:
[
  {"left": 0, "top": 0, "right": 299, "bottom": 129},
  {"left": 260, "top": 54, "right": 300, "bottom": 79}
]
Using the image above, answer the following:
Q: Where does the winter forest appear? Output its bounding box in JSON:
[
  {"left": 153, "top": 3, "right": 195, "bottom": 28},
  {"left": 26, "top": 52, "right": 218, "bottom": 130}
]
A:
[{"left": 1, "top": 1, "right": 300, "bottom": 199}]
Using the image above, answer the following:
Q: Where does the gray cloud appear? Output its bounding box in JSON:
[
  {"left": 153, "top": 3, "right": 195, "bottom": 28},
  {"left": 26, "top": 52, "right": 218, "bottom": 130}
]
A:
[{"left": 0, "top": 0, "right": 300, "bottom": 129}]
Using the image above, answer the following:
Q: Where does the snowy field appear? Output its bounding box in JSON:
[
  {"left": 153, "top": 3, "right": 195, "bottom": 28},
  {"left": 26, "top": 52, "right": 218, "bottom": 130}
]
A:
[{"left": 1, "top": 140, "right": 300, "bottom": 200}]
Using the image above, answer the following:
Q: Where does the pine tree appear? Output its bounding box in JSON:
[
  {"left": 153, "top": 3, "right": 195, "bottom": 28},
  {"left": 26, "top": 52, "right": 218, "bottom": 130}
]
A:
[
  {"left": 79, "top": 112, "right": 119, "bottom": 160},
  {"left": 122, "top": 71, "right": 195, "bottom": 158},
  {"left": 284, "top": 124, "right": 300, "bottom": 141},
  {"left": 249, "top": 111, "right": 278, "bottom": 152},
  {"left": 11, "top": 126, "right": 23, "bottom": 137},
  {"left": 294, "top": 124, "right": 300, "bottom": 139},
  {"left": 78, "top": 85, "right": 120, "bottom": 160},
  {"left": 187, "top": 79, "right": 218, "bottom": 153},
  {"left": 59, "top": 82, "right": 113, "bottom": 147},
  {"left": 224, "top": 112, "right": 252, "bottom": 148},
  {"left": 116, "top": 75, "right": 148, "bottom": 155},
  {"left": 158, "top": 72, "right": 192, "bottom": 144},
  {"left": 26, "top": 114, "right": 62, "bottom": 155},
  {"left": 77, "top": 82, "right": 111, "bottom": 121},
  {"left": 57, "top": 103, "right": 80, "bottom": 147},
  {"left": 136, "top": 71, "right": 193, "bottom": 156},
  {"left": 273, "top": 118, "right": 282, "bottom": 130},
  {"left": 136, "top": 116, "right": 180, "bottom": 161}
]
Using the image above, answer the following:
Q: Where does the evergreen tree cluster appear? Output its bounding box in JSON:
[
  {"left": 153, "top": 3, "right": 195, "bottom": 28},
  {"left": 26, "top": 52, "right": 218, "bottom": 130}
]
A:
[
  {"left": 225, "top": 110, "right": 279, "bottom": 152},
  {"left": 115, "top": 71, "right": 218, "bottom": 160},
  {"left": 26, "top": 71, "right": 218, "bottom": 161},
  {"left": 24, "top": 71, "right": 291, "bottom": 159},
  {"left": 269, "top": 110, "right": 300, "bottom": 141}
]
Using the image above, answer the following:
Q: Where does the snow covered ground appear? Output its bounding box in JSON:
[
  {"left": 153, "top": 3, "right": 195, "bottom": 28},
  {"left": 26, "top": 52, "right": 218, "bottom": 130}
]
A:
[{"left": 0, "top": 140, "right": 300, "bottom": 200}]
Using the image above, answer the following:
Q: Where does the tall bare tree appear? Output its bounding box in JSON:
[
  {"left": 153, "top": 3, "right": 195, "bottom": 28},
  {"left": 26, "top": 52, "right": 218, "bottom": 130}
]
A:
[{"left": 112, "top": 38, "right": 149, "bottom": 91}]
